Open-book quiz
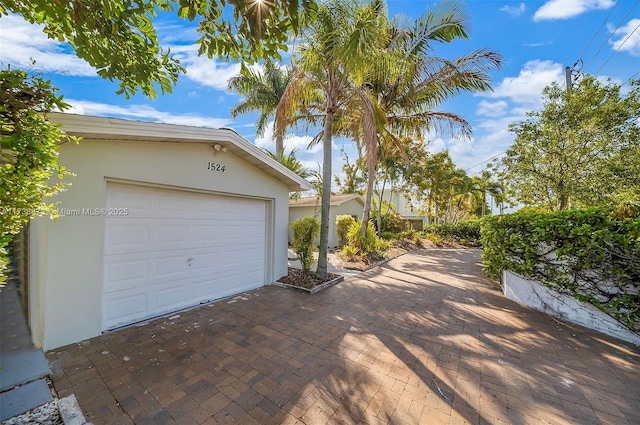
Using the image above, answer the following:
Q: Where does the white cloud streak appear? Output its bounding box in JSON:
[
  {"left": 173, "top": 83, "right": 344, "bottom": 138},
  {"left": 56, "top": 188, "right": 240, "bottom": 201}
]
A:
[
  {"left": 488, "top": 60, "right": 564, "bottom": 108},
  {"left": 610, "top": 19, "right": 640, "bottom": 57},
  {"left": 0, "top": 14, "right": 96, "bottom": 76},
  {"left": 64, "top": 100, "right": 231, "bottom": 128},
  {"left": 500, "top": 3, "right": 526, "bottom": 17},
  {"left": 533, "top": 0, "right": 614, "bottom": 21}
]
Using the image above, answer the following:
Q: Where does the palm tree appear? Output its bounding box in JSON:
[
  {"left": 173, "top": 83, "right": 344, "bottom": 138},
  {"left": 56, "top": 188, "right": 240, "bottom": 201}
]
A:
[
  {"left": 357, "top": 2, "right": 502, "bottom": 235},
  {"left": 263, "top": 148, "right": 311, "bottom": 179},
  {"left": 276, "top": 0, "right": 389, "bottom": 279},
  {"left": 228, "top": 60, "right": 291, "bottom": 156},
  {"left": 263, "top": 148, "right": 312, "bottom": 199}
]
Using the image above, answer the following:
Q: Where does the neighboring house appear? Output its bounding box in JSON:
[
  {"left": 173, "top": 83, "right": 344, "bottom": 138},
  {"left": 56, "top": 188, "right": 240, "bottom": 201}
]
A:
[
  {"left": 289, "top": 194, "right": 364, "bottom": 248},
  {"left": 378, "top": 189, "right": 425, "bottom": 229},
  {"left": 24, "top": 113, "right": 311, "bottom": 350}
]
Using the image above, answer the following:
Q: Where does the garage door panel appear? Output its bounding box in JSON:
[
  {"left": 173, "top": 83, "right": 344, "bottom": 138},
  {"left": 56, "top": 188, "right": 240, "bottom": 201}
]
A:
[
  {"left": 155, "top": 255, "right": 190, "bottom": 280},
  {"left": 103, "top": 257, "right": 150, "bottom": 292},
  {"left": 153, "top": 281, "right": 191, "bottom": 312},
  {"left": 190, "top": 277, "right": 220, "bottom": 300},
  {"left": 108, "top": 183, "right": 154, "bottom": 217},
  {"left": 103, "top": 292, "right": 148, "bottom": 327},
  {"left": 155, "top": 222, "right": 191, "bottom": 248},
  {"left": 188, "top": 253, "right": 220, "bottom": 276},
  {"left": 103, "top": 183, "right": 267, "bottom": 330},
  {"left": 156, "top": 192, "right": 196, "bottom": 219},
  {"left": 191, "top": 225, "right": 221, "bottom": 246},
  {"left": 104, "top": 223, "right": 151, "bottom": 255}
]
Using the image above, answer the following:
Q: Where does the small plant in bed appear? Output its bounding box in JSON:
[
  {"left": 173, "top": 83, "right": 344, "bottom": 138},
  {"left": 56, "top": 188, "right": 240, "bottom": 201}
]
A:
[{"left": 282, "top": 216, "right": 340, "bottom": 289}]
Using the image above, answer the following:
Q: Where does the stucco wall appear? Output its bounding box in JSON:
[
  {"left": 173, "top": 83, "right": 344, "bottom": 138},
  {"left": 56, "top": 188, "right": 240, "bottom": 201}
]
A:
[
  {"left": 30, "top": 139, "right": 290, "bottom": 350},
  {"left": 288, "top": 200, "right": 363, "bottom": 248}
]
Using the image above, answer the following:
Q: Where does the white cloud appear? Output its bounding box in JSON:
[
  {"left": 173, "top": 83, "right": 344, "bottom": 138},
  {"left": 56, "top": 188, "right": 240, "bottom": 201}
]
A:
[
  {"left": 488, "top": 60, "right": 564, "bottom": 108},
  {"left": 533, "top": 0, "right": 614, "bottom": 21},
  {"left": 523, "top": 41, "right": 554, "bottom": 47},
  {"left": 610, "top": 19, "right": 640, "bottom": 57},
  {"left": 183, "top": 56, "right": 242, "bottom": 90},
  {"left": 500, "top": 3, "right": 526, "bottom": 17},
  {"left": 167, "top": 44, "right": 242, "bottom": 90},
  {"left": 64, "top": 99, "right": 231, "bottom": 128},
  {"left": 477, "top": 100, "right": 509, "bottom": 117},
  {"left": 0, "top": 14, "right": 96, "bottom": 76},
  {"left": 253, "top": 122, "right": 321, "bottom": 154}
]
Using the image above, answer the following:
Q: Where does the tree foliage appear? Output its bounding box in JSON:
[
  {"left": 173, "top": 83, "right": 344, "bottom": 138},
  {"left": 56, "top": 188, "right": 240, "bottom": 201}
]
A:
[
  {"left": 502, "top": 76, "right": 640, "bottom": 211},
  {"left": 276, "top": 0, "right": 388, "bottom": 279},
  {"left": 228, "top": 61, "right": 293, "bottom": 155},
  {"left": 0, "top": 0, "right": 318, "bottom": 98},
  {"left": 481, "top": 209, "right": 640, "bottom": 332},
  {"left": 0, "top": 68, "right": 76, "bottom": 285}
]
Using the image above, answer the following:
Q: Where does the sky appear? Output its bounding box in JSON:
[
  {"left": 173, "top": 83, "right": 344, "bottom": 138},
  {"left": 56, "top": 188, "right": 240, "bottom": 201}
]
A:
[{"left": 1, "top": 0, "right": 639, "bottom": 184}]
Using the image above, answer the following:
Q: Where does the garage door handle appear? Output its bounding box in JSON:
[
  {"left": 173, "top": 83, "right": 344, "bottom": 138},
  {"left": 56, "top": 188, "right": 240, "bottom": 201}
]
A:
[{"left": 187, "top": 257, "right": 194, "bottom": 262}]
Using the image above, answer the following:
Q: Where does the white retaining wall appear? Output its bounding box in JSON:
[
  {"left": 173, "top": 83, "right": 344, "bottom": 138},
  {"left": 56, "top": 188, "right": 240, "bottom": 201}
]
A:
[{"left": 503, "top": 270, "right": 640, "bottom": 346}]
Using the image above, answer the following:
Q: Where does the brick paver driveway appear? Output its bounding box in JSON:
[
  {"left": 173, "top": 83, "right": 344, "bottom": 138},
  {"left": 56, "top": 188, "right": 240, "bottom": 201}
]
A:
[{"left": 47, "top": 249, "right": 640, "bottom": 425}]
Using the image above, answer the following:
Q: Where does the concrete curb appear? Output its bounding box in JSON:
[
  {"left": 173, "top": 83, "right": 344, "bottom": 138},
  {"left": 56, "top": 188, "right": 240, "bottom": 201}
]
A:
[
  {"left": 274, "top": 275, "right": 345, "bottom": 294},
  {"left": 58, "top": 395, "right": 92, "bottom": 425}
]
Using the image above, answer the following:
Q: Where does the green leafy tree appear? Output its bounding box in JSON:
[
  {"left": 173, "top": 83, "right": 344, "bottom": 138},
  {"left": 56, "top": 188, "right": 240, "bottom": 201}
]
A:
[
  {"left": 358, "top": 1, "right": 502, "bottom": 237},
  {"left": 276, "top": 0, "right": 388, "bottom": 279},
  {"left": 228, "top": 61, "right": 293, "bottom": 155},
  {"left": 502, "top": 76, "right": 640, "bottom": 210},
  {"left": 0, "top": 69, "right": 76, "bottom": 285},
  {"left": 1, "top": 0, "right": 318, "bottom": 98}
]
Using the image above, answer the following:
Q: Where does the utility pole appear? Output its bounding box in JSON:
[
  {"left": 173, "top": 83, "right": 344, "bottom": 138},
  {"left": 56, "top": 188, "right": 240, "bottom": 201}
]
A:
[{"left": 566, "top": 59, "right": 583, "bottom": 93}]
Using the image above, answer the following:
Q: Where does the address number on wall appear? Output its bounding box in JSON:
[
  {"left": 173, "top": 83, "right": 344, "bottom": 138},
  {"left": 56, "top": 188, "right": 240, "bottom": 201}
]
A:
[{"left": 207, "top": 162, "right": 226, "bottom": 172}]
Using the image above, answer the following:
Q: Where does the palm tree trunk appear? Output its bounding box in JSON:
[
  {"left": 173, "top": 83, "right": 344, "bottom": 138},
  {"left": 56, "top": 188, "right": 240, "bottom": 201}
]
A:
[
  {"left": 316, "top": 111, "right": 334, "bottom": 280},
  {"left": 275, "top": 133, "right": 284, "bottom": 157},
  {"left": 362, "top": 158, "right": 375, "bottom": 238}
]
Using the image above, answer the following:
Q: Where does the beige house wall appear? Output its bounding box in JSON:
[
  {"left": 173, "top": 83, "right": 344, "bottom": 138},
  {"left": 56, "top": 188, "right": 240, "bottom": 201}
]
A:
[
  {"left": 30, "top": 137, "right": 293, "bottom": 350},
  {"left": 288, "top": 200, "right": 363, "bottom": 248}
]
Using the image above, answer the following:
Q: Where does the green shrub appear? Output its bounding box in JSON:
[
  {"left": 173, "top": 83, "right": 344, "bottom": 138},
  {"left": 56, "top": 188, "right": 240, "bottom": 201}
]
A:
[
  {"left": 481, "top": 208, "right": 640, "bottom": 331},
  {"left": 291, "top": 216, "right": 320, "bottom": 274},
  {"left": 336, "top": 214, "right": 356, "bottom": 247},
  {"left": 423, "top": 232, "right": 441, "bottom": 245},
  {"left": 371, "top": 204, "right": 403, "bottom": 233},
  {"left": 380, "top": 231, "right": 398, "bottom": 240},
  {"left": 424, "top": 221, "right": 481, "bottom": 247},
  {"left": 346, "top": 219, "right": 386, "bottom": 257},
  {"left": 340, "top": 244, "right": 359, "bottom": 260}
]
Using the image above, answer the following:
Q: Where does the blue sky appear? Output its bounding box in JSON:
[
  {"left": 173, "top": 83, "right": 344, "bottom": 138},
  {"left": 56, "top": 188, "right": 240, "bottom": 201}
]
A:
[{"left": 1, "top": 0, "right": 639, "bottom": 182}]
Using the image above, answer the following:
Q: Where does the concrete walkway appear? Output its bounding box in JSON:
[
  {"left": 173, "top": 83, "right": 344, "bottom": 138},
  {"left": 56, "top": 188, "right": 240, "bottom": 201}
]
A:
[{"left": 46, "top": 249, "right": 640, "bottom": 424}]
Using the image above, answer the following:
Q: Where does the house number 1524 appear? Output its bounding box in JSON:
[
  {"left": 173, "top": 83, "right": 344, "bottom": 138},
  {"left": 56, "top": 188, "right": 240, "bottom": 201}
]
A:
[{"left": 207, "top": 162, "right": 226, "bottom": 172}]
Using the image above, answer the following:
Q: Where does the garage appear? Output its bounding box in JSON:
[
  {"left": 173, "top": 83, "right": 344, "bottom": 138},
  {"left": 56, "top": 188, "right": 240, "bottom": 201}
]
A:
[
  {"left": 26, "top": 113, "right": 311, "bottom": 350},
  {"left": 103, "top": 182, "right": 267, "bottom": 329}
]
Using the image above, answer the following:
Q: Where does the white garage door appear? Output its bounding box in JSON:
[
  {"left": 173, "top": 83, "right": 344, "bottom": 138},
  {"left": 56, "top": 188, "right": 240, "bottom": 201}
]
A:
[{"left": 102, "top": 182, "right": 267, "bottom": 330}]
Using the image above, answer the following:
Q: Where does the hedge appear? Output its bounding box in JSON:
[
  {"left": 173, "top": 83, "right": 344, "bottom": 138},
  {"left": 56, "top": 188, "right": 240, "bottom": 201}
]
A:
[
  {"left": 424, "top": 221, "right": 481, "bottom": 247},
  {"left": 481, "top": 209, "right": 640, "bottom": 332}
]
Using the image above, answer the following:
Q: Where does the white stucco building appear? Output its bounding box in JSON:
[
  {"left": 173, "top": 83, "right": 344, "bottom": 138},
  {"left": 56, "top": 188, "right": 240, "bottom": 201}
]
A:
[
  {"left": 288, "top": 194, "right": 365, "bottom": 248},
  {"left": 26, "top": 113, "right": 310, "bottom": 350}
]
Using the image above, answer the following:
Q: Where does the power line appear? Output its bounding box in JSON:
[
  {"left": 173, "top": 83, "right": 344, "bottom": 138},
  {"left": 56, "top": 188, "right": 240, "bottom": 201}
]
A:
[
  {"left": 607, "top": 37, "right": 640, "bottom": 76},
  {"left": 464, "top": 151, "right": 506, "bottom": 174},
  {"left": 624, "top": 68, "right": 640, "bottom": 86},
  {"left": 597, "top": 21, "right": 640, "bottom": 73},
  {"left": 585, "top": 0, "right": 639, "bottom": 72},
  {"left": 579, "top": 0, "right": 620, "bottom": 60}
]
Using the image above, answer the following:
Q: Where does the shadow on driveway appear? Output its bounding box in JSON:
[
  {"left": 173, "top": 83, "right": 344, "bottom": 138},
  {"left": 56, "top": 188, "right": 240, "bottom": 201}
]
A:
[{"left": 47, "top": 249, "right": 640, "bottom": 424}]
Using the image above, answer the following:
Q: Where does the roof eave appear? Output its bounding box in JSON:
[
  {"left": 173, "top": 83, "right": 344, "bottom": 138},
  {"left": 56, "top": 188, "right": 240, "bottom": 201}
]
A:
[{"left": 49, "top": 113, "right": 313, "bottom": 192}]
